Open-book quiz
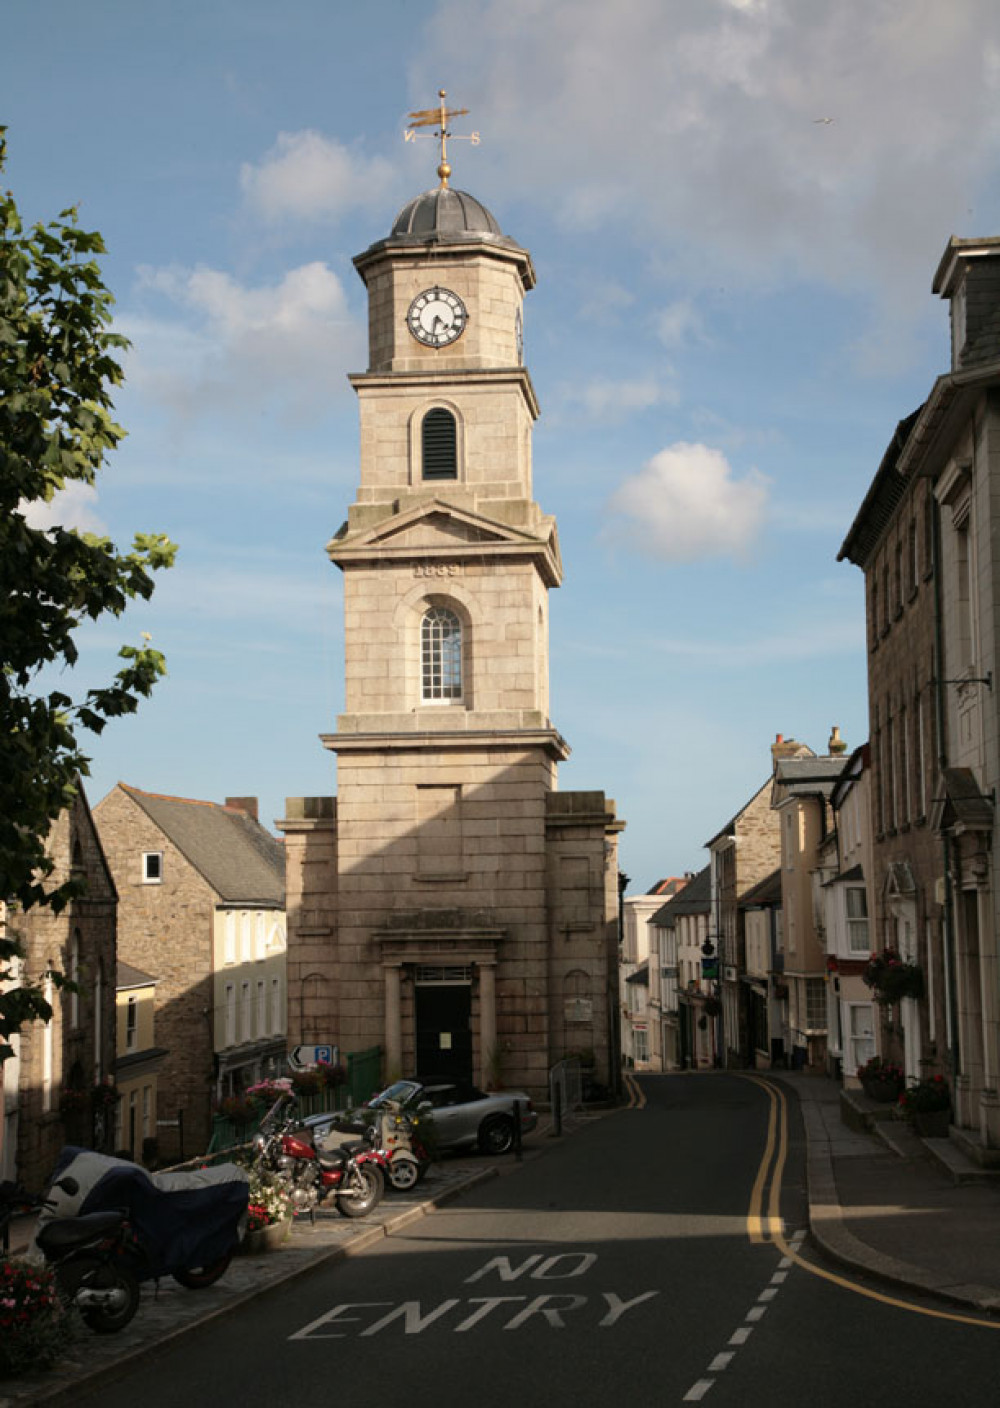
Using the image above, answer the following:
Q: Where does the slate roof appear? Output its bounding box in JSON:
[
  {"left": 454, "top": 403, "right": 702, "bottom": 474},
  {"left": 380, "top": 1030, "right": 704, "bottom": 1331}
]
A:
[
  {"left": 651, "top": 865, "right": 711, "bottom": 926},
  {"left": 771, "top": 756, "right": 847, "bottom": 805},
  {"left": 117, "top": 961, "right": 157, "bottom": 989},
  {"left": 837, "top": 407, "right": 923, "bottom": 568},
  {"left": 625, "top": 961, "right": 649, "bottom": 987},
  {"left": 739, "top": 867, "right": 782, "bottom": 908},
  {"left": 929, "top": 768, "right": 995, "bottom": 833},
  {"left": 121, "top": 786, "right": 285, "bottom": 905}
]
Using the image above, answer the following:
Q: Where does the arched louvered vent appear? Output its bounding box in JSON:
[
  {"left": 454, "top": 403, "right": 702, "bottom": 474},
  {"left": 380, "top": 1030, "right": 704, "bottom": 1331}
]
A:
[{"left": 422, "top": 408, "right": 458, "bottom": 480}]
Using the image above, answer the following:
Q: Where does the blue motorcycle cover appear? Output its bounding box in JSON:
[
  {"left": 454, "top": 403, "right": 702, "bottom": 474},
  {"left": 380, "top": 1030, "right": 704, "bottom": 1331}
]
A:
[{"left": 40, "top": 1148, "right": 249, "bottom": 1279}]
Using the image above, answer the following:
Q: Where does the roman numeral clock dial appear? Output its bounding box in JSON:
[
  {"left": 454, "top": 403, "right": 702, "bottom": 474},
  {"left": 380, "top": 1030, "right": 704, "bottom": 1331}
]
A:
[{"left": 406, "top": 286, "right": 468, "bottom": 348}]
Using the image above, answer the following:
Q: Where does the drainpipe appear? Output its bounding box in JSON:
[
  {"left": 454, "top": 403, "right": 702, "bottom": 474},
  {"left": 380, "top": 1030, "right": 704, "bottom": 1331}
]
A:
[{"left": 932, "top": 494, "right": 962, "bottom": 1082}]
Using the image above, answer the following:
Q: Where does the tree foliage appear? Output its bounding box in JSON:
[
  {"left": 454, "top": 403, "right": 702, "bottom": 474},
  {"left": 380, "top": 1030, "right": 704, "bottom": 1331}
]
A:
[{"left": 1, "top": 127, "right": 176, "bottom": 1056}]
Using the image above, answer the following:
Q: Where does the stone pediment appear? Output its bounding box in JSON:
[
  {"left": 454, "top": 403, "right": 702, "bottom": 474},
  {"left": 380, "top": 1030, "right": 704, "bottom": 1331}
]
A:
[{"left": 328, "top": 499, "right": 562, "bottom": 585}]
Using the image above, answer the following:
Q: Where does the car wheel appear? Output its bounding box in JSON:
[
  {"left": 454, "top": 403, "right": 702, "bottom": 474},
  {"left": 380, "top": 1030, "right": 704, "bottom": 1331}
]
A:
[{"left": 478, "top": 1115, "right": 514, "bottom": 1155}]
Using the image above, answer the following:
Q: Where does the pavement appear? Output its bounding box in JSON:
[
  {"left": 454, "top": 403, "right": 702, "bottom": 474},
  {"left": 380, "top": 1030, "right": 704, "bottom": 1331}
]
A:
[
  {"left": 774, "top": 1070, "right": 1000, "bottom": 1314},
  {"left": 5, "top": 1078, "right": 1000, "bottom": 1401}
]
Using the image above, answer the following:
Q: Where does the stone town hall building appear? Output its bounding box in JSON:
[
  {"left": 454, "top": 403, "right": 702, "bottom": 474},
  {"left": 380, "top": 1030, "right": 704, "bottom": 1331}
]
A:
[{"left": 279, "top": 136, "right": 623, "bottom": 1099}]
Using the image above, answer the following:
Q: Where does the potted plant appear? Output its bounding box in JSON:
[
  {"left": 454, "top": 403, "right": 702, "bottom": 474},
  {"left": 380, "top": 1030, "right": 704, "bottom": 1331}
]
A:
[
  {"left": 898, "top": 1075, "right": 951, "bottom": 1137},
  {"left": 863, "top": 947, "right": 925, "bottom": 1005},
  {"left": 856, "top": 1054, "right": 904, "bottom": 1103},
  {"left": 241, "top": 1169, "right": 293, "bottom": 1254},
  {"left": 0, "top": 1259, "right": 73, "bottom": 1377}
]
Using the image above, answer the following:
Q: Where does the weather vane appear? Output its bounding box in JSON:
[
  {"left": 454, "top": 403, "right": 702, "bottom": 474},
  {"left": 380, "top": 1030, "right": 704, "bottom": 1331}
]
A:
[{"left": 405, "top": 89, "right": 480, "bottom": 189}]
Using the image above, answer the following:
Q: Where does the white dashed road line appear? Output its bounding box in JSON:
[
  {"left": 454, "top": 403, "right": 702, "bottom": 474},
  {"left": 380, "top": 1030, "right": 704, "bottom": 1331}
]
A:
[{"left": 679, "top": 1227, "right": 805, "bottom": 1403}]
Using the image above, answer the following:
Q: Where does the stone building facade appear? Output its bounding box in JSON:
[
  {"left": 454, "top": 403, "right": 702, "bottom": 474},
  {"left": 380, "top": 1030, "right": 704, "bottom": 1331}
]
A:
[
  {"left": 94, "top": 785, "right": 286, "bottom": 1159},
  {"left": 840, "top": 232, "right": 1000, "bottom": 1157},
  {"left": 706, "top": 771, "right": 784, "bottom": 1068},
  {"left": 839, "top": 419, "right": 945, "bottom": 1091},
  {"left": 2, "top": 785, "right": 117, "bottom": 1189},
  {"left": 281, "top": 170, "right": 623, "bottom": 1101}
]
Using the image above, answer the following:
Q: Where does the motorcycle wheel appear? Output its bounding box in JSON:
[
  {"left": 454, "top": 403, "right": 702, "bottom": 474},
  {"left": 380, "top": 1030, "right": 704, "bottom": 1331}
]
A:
[
  {"left": 75, "top": 1260, "right": 141, "bottom": 1335},
  {"left": 172, "top": 1254, "right": 232, "bottom": 1289},
  {"left": 388, "top": 1154, "right": 421, "bottom": 1192},
  {"left": 335, "top": 1164, "right": 384, "bottom": 1218}
]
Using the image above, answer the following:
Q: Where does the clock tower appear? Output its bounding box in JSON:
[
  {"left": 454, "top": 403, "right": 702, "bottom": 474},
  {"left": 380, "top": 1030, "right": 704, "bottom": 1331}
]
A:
[{"left": 281, "top": 103, "right": 622, "bottom": 1099}]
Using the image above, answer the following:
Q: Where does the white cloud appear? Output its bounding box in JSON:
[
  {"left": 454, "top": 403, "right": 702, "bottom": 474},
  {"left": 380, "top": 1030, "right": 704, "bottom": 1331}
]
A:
[
  {"left": 556, "top": 375, "right": 677, "bottom": 422},
  {"left": 122, "top": 261, "right": 364, "bottom": 424},
  {"left": 241, "top": 130, "right": 396, "bottom": 223},
  {"left": 20, "top": 483, "right": 105, "bottom": 534},
  {"left": 655, "top": 299, "right": 705, "bottom": 349},
  {"left": 421, "top": 0, "right": 1000, "bottom": 307},
  {"left": 606, "top": 441, "right": 770, "bottom": 561}
]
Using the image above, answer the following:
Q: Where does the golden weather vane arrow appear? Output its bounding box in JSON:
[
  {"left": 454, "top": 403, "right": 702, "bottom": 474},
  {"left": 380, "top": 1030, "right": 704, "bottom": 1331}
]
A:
[{"left": 404, "top": 88, "right": 480, "bottom": 189}]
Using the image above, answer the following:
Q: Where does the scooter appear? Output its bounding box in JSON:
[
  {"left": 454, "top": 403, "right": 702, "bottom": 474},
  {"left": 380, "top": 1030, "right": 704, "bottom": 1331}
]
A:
[
  {"left": 366, "top": 1100, "right": 432, "bottom": 1192},
  {"left": 0, "top": 1176, "right": 141, "bottom": 1334},
  {"left": 252, "top": 1095, "right": 386, "bottom": 1217}
]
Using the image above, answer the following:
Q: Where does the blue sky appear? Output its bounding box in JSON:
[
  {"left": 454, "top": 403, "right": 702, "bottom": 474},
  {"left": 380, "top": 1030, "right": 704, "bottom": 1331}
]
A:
[{"left": 9, "top": 0, "right": 1000, "bottom": 893}]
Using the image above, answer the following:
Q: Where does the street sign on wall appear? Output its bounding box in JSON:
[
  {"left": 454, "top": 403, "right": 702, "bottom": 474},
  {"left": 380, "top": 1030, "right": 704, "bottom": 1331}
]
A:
[{"left": 289, "top": 1044, "right": 337, "bottom": 1070}]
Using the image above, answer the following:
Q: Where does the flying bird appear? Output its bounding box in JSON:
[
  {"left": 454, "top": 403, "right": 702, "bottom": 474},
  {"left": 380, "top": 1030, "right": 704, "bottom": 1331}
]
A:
[{"left": 813, "top": 117, "right": 835, "bottom": 124}]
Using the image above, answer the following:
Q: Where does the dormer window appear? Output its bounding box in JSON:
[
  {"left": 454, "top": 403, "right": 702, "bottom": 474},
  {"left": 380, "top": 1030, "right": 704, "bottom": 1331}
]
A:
[{"left": 422, "top": 408, "right": 457, "bottom": 480}]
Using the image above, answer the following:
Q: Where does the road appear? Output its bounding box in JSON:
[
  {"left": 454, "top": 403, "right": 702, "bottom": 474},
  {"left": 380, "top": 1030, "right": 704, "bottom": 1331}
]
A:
[{"left": 82, "top": 1074, "right": 1000, "bottom": 1406}]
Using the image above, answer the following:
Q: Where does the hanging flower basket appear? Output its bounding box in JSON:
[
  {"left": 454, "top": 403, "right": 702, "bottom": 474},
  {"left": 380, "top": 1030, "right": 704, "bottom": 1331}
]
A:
[
  {"left": 90, "top": 1079, "right": 120, "bottom": 1110},
  {"left": 863, "top": 947, "right": 924, "bottom": 1005}
]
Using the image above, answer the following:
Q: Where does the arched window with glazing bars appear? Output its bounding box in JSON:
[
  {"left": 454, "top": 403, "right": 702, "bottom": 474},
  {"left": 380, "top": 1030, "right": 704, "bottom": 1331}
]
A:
[{"left": 421, "top": 606, "right": 462, "bottom": 701}]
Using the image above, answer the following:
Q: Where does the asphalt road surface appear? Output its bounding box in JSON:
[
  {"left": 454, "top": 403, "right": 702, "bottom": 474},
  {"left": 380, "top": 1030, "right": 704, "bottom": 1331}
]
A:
[{"left": 82, "top": 1074, "right": 1000, "bottom": 1407}]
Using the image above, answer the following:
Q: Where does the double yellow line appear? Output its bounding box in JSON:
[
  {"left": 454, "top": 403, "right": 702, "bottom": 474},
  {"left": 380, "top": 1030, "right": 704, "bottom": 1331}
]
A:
[
  {"left": 743, "top": 1075, "right": 1000, "bottom": 1330},
  {"left": 745, "top": 1074, "right": 788, "bottom": 1244}
]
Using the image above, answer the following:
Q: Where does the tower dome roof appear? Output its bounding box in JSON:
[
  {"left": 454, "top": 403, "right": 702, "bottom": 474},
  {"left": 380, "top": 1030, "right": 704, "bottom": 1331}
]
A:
[{"left": 390, "top": 186, "right": 504, "bottom": 240}]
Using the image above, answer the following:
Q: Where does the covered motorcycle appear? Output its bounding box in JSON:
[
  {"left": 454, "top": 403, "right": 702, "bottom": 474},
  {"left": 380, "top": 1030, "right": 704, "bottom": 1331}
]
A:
[{"left": 37, "top": 1147, "right": 248, "bottom": 1286}]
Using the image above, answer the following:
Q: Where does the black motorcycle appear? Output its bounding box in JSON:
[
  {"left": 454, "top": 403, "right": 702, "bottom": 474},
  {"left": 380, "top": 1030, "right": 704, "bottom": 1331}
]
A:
[
  {"left": 1, "top": 1176, "right": 141, "bottom": 1334},
  {"left": 34, "top": 1147, "right": 249, "bottom": 1305}
]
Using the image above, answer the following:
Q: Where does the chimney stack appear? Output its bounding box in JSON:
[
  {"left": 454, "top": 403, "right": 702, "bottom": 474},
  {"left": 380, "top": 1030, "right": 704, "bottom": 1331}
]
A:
[{"left": 225, "top": 796, "right": 259, "bottom": 821}]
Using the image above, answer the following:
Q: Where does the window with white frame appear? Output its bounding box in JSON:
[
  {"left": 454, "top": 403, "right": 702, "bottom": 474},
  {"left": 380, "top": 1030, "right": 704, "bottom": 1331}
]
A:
[
  {"left": 255, "top": 913, "right": 266, "bottom": 961},
  {"left": 142, "top": 851, "right": 163, "bottom": 884},
  {"left": 805, "top": 978, "right": 827, "bottom": 1032},
  {"left": 224, "top": 912, "right": 236, "bottom": 965},
  {"left": 845, "top": 886, "right": 869, "bottom": 953},
  {"left": 270, "top": 977, "right": 282, "bottom": 1035},
  {"left": 240, "top": 913, "right": 251, "bottom": 963},
  {"left": 241, "top": 981, "right": 251, "bottom": 1041},
  {"left": 421, "top": 607, "right": 463, "bottom": 702},
  {"left": 256, "top": 980, "right": 265, "bottom": 1037},
  {"left": 224, "top": 983, "right": 236, "bottom": 1046},
  {"left": 847, "top": 1003, "right": 876, "bottom": 1075}
]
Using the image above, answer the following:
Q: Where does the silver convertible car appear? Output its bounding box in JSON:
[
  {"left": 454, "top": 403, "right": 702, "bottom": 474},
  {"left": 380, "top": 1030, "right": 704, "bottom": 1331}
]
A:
[{"left": 370, "top": 1079, "right": 538, "bottom": 1155}]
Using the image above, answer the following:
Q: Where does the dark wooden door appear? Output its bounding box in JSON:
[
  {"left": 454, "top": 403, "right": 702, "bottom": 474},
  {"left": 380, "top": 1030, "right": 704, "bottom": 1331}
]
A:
[{"left": 415, "top": 984, "right": 472, "bottom": 1082}]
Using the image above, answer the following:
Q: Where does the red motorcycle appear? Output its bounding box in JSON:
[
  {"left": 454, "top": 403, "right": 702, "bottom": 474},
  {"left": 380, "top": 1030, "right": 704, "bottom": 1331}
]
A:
[{"left": 252, "top": 1096, "right": 386, "bottom": 1218}]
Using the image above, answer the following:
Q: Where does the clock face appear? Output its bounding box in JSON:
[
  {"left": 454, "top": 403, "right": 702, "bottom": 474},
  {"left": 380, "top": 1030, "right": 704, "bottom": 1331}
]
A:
[{"left": 406, "top": 287, "right": 467, "bottom": 348}]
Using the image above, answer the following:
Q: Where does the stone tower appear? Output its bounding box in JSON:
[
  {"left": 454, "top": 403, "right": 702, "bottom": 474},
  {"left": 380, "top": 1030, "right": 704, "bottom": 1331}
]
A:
[{"left": 281, "top": 120, "right": 622, "bottom": 1098}]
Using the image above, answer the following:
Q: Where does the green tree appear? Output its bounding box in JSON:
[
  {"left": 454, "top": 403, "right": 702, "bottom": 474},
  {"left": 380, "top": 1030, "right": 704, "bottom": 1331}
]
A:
[{"left": 1, "top": 128, "right": 176, "bottom": 1058}]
